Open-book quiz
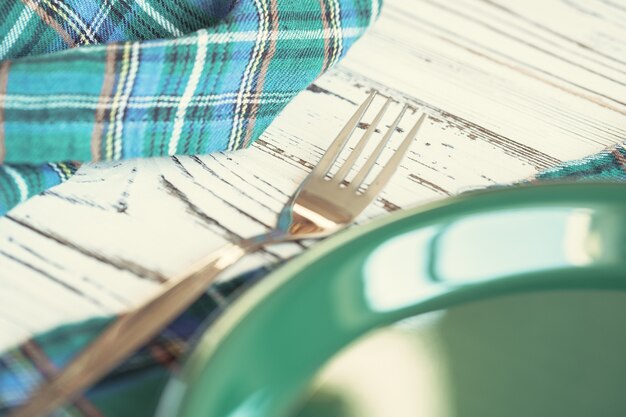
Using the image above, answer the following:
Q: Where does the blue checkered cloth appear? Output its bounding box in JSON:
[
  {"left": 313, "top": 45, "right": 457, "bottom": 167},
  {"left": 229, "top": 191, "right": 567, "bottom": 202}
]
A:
[{"left": 0, "top": 0, "right": 381, "bottom": 214}]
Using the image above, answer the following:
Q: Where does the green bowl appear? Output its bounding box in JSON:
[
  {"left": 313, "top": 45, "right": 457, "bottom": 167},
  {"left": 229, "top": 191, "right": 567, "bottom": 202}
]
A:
[{"left": 157, "top": 183, "right": 626, "bottom": 417}]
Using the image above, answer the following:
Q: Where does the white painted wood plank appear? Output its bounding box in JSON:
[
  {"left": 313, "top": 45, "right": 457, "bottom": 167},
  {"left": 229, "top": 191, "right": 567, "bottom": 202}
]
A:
[{"left": 0, "top": 0, "right": 624, "bottom": 351}]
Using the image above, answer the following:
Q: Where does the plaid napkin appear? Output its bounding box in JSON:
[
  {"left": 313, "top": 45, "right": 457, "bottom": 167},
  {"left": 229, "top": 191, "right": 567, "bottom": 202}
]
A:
[
  {"left": 531, "top": 143, "right": 626, "bottom": 183},
  {"left": 0, "top": 0, "right": 380, "bottom": 415},
  {"left": 0, "top": 0, "right": 380, "bottom": 215}
]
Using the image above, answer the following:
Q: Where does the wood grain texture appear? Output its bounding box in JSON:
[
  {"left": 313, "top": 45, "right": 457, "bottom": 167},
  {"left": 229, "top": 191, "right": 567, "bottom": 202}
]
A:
[{"left": 0, "top": 0, "right": 625, "bottom": 351}]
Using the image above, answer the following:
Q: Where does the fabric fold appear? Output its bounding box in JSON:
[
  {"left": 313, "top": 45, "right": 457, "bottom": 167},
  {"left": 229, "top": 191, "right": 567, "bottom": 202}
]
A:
[{"left": 0, "top": 0, "right": 383, "bottom": 214}]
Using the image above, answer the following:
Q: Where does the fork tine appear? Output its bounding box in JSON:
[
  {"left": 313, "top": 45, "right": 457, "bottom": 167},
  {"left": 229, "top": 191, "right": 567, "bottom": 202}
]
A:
[
  {"left": 311, "top": 90, "right": 377, "bottom": 177},
  {"left": 333, "top": 96, "right": 393, "bottom": 183},
  {"left": 364, "top": 112, "right": 428, "bottom": 196},
  {"left": 350, "top": 104, "right": 409, "bottom": 190}
]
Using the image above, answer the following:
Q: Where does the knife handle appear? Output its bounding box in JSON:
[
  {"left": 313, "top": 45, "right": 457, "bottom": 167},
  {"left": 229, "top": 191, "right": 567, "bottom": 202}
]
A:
[{"left": 10, "top": 232, "right": 284, "bottom": 417}]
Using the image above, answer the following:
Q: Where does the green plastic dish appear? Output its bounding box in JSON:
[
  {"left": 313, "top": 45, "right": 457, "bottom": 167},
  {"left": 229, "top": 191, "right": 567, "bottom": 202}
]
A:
[{"left": 157, "top": 183, "right": 626, "bottom": 417}]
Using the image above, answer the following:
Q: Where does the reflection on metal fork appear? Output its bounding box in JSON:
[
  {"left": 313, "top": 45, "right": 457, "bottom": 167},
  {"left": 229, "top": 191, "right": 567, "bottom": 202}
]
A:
[{"left": 10, "top": 90, "right": 429, "bottom": 417}]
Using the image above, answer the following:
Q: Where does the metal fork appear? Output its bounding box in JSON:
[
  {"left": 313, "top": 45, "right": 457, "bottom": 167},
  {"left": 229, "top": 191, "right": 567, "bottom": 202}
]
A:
[{"left": 11, "top": 90, "right": 428, "bottom": 417}]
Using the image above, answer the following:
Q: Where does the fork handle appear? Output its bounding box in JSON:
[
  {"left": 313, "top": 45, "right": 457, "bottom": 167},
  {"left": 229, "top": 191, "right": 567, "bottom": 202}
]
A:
[{"left": 10, "top": 230, "right": 288, "bottom": 417}]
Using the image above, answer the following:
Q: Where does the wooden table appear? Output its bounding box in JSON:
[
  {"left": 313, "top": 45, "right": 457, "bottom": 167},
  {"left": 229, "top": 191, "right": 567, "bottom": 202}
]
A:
[{"left": 1, "top": 0, "right": 625, "bottom": 351}]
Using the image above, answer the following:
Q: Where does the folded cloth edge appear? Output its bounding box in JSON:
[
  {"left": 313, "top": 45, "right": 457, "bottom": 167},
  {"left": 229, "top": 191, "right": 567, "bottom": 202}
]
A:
[{"left": 0, "top": 0, "right": 383, "bottom": 215}]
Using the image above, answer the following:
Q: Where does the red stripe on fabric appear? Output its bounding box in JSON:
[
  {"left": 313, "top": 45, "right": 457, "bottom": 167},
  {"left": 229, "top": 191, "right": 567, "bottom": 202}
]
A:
[
  {"left": 91, "top": 44, "right": 118, "bottom": 161},
  {"left": 242, "top": 0, "right": 280, "bottom": 147},
  {"left": 611, "top": 147, "right": 626, "bottom": 174},
  {"left": 148, "top": 341, "right": 184, "bottom": 371},
  {"left": 20, "top": 340, "right": 105, "bottom": 417},
  {"left": 318, "top": 0, "right": 331, "bottom": 73},
  {"left": 19, "top": 0, "right": 76, "bottom": 48}
]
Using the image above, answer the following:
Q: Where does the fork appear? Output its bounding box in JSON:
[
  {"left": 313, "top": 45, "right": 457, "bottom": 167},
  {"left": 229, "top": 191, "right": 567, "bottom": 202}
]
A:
[{"left": 11, "top": 90, "right": 428, "bottom": 417}]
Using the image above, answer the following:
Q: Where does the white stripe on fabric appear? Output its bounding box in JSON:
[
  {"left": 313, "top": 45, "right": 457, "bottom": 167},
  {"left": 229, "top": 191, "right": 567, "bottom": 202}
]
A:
[
  {"left": 89, "top": 0, "right": 115, "bottom": 34},
  {"left": 40, "top": 0, "right": 90, "bottom": 45},
  {"left": 134, "top": 0, "right": 184, "bottom": 37},
  {"left": 104, "top": 43, "right": 132, "bottom": 160},
  {"left": 370, "top": 0, "right": 379, "bottom": 27},
  {"left": 48, "top": 163, "right": 66, "bottom": 180},
  {"left": 2, "top": 166, "right": 29, "bottom": 202},
  {"left": 5, "top": 91, "right": 291, "bottom": 104},
  {"left": 2, "top": 96, "right": 292, "bottom": 110},
  {"left": 228, "top": 0, "right": 269, "bottom": 150},
  {"left": 167, "top": 29, "right": 209, "bottom": 155},
  {"left": 328, "top": 0, "right": 343, "bottom": 66},
  {"left": 236, "top": 0, "right": 272, "bottom": 150},
  {"left": 49, "top": 0, "right": 98, "bottom": 44},
  {"left": 80, "top": 26, "right": 364, "bottom": 53},
  {"left": 0, "top": 7, "right": 35, "bottom": 60},
  {"left": 113, "top": 42, "right": 140, "bottom": 159}
]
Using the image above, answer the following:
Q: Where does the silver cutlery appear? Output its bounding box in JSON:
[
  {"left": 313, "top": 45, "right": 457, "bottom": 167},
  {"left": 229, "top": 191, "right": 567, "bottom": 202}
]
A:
[{"left": 11, "top": 90, "right": 427, "bottom": 417}]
